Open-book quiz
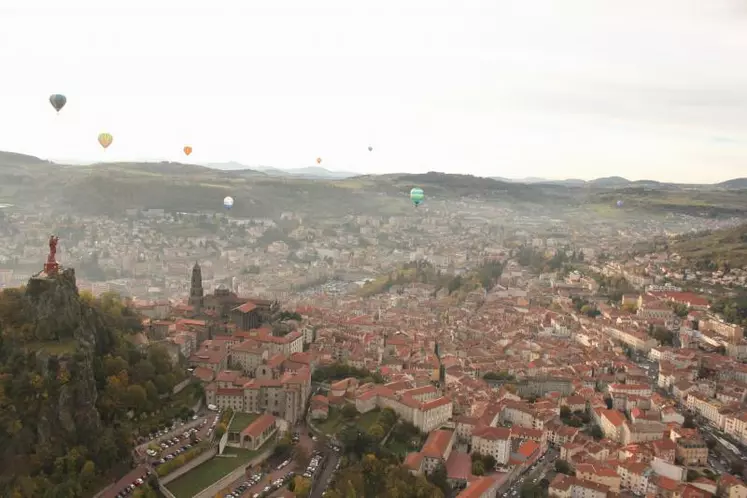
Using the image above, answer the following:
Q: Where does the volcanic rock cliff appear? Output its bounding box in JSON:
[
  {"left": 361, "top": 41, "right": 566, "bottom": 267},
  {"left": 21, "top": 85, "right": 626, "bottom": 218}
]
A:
[{"left": 23, "top": 269, "right": 105, "bottom": 447}]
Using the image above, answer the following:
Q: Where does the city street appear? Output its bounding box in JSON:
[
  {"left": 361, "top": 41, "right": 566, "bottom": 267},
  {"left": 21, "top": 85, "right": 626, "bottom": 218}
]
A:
[
  {"left": 99, "top": 465, "right": 151, "bottom": 498},
  {"left": 308, "top": 450, "right": 340, "bottom": 498},
  {"left": 504, "top": 448, "right": 558, "bottom": 496}
]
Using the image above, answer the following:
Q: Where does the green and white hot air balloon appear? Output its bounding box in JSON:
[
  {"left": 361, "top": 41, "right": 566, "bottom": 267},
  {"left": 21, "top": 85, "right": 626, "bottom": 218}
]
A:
[{"left": 410, "top": 187, "right": 424, "bottom": 207}]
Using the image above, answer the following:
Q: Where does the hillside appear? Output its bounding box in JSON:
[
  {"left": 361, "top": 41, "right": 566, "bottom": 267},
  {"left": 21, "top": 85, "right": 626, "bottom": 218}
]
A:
[
  {"left": 668, "top": 224, "right": 747, "bottom": 269},
  {"left": 2, "top": 151, "right": 747, "bottom": 219},
  {"left": 0, "top": 270, "right": 193, "bottom": 496}
]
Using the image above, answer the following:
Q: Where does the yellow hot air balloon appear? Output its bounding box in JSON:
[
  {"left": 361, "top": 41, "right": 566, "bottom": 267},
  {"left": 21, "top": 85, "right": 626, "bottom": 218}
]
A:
[
  {"left": 184, "top": 146, "right": 193, "bottom": 156},
  {"left": 98, "top": 133, "right": 113, "bottom": 149}
]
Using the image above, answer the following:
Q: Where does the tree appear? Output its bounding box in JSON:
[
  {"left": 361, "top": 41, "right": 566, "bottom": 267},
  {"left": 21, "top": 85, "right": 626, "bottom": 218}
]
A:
[
  {"left": 133, "top": 485, "right": 158, "bottom": 498},
  {"left": 590, "top": 426, "right": 604, "bottom": 440},
  {"left": 683, "top": 414, "right": 696, "bottom": 429},
  {"left": 80, "top": 460, "right": 96, "bottom": 488},
  {"left": 126, "top": 384, "right": 148, "bottom": 411},
  {"left": 560, "top": 406, "right": 571, "bottom": 418},
  {"left": 428, "top": 463, "right": 450, "bottom": 497},
  {"left": 731, "top": 460, "right": 744, "bottom": 475},
  {"left": 555, "top": 459, "right": 573, "bottom": 475},
  {"left": 341, "top": 404, "right": 359, "bottom": 420},
  {"left": 293, "top": 476, "right": 312, "bottom": 497},
  {"left": 520, "top": 483, "right": 543, "bottom": 498},
  {"left": 368, "top": 424, "right": 385, "bottom": 440},
  {"left": 215, "top": 423, "right": 227, "bottom": 439},
  {"left": 471, "top": 459, "right": 485, "bottom": 476}
]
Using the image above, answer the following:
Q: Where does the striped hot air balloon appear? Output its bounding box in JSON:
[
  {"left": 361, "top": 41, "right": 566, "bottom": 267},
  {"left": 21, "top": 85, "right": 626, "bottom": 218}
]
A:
[{"left": 98, "top": 133, "right": 113, "bottom": 149}]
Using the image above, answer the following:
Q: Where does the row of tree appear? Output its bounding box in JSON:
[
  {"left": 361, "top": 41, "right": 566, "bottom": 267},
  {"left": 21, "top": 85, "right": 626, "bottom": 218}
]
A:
[{"left": 311, "top": 363, "right": 385, "bottom": 384}]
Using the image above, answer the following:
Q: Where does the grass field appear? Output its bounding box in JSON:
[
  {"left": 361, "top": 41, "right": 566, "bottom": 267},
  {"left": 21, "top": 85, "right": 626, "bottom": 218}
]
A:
[
  {"left": 166, "top": 445, "right": 268, "bottom": 498},
  {"left": 314, "top": 407, "right": 382, "bottom": 436},
  {"left": 25, "top": 339, "right": 78, "bottom": 355},
  {"left": 229, "top": 412, "right": 260, "bottom": 432},
  {"left": 356, "top": 410, "right": 381, "bottom": 432},
  {"left": 316, "top": 407, "right": 344, "bottom": 435}
]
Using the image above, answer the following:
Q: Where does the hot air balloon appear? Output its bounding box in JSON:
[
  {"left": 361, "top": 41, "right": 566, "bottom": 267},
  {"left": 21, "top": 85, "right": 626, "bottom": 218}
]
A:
[
  {"left": 223, "top": 196, "right": 234, "bottom": 209},
  {"left": 368, "top": 146, "right": 373, "bottom": 152},
  {"left": 49, "top": 94, "right": 67, "bottom": 113},
  {"left": 616, "top": 200, "right": 623, "bottom": 207},
  {"left": 98, "top": 133, "right": 113, "bottom": 149},
  {"left": 184, "top": 146, "right": 192, "bottom": 156},
  {"left": 316, "top": 158, "right": 322, "bottom": 164},
  {"left": 410, "top": 187, "right": 424, "bottom": 207}
]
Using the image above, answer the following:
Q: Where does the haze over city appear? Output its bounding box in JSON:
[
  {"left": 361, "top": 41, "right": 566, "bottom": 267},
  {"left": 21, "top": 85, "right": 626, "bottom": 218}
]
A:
[{"left": 1, "top": 0, "right": 746, "bottom": 182}]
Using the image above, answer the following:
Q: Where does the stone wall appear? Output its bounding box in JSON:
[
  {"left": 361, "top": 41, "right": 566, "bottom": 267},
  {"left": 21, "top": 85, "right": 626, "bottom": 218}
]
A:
[
  {"left": 192, "top": 447, "right": 274, "bottom": 498},
  {"left": 160, "top": 446, "right": 218, "bottom": 485},
  {"left": 172, "top": 378, "right": 192, "bottom": 395}
]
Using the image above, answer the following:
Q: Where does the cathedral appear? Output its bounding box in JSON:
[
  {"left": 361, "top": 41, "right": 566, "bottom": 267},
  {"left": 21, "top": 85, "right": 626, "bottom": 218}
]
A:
[{"left": 188, "top": 262, "right": 278, "bottom": 331}]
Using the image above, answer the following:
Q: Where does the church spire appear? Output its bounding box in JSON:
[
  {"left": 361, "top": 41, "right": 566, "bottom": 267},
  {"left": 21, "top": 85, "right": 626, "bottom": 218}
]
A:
[{"left": 189, "top": 261, "right": 204, "bottom": 312}]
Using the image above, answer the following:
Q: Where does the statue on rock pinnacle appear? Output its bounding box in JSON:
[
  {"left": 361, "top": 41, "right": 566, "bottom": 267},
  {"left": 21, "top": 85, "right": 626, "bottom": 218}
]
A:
[{"left": 44, "top": 235, "right": 60, "bottom": 276}]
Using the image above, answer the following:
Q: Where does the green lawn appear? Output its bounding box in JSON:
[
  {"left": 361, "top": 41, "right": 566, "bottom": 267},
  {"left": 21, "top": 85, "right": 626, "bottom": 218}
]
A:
[
  {"left": 316, "top": 407, "right": 344, "bottom": 435},
  {"left": 24, "top": 340, "right": 78, "bottom": 355},
  {"left": 356, "top": 409, "right": 381, "bottom": 432},
  {"left": 384, "top": 439, "right": 411, "bottom": 456},
  {"left": 166, "top": 446, "right": 264, "bottom": 498},
  {"left": 229, "top": 412, "right": 260, "bottom": 432}
]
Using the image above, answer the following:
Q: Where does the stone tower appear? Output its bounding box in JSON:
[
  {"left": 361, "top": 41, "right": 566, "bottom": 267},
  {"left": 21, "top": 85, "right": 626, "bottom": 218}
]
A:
[{"left": 189, "top": 261, "right": 204, "bottom": 312}]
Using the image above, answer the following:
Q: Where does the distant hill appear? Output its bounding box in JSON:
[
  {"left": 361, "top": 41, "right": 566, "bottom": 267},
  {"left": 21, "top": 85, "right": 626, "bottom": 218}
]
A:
[
  {"left": 668, "top": 224, "right": 747, "bottom": 269},
  {"left": 589, "top": 176, "right": 631, "bottom": 187},
  {"left": 207, "top": 162, "right": 358, "bottom": 179},
  {"left": 0, "top": 150, "right": 51, "bottom": 166},
  {"left": 1, "top": 150, "right": 747, "bottom": 220},
  {"left": 716, "top": 178, "right": 747, "bottom": 189}
]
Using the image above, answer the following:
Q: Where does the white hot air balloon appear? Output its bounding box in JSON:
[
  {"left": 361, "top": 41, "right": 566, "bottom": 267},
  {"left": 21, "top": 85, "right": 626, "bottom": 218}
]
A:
[{"left": 223, "top": 196, "right": 234, "bottom": 209}]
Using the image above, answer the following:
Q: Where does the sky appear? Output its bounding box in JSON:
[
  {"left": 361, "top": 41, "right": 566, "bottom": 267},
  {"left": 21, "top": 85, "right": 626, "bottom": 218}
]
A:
[{"left": 0, "top": 0, "right": 746, "bottom": 183}]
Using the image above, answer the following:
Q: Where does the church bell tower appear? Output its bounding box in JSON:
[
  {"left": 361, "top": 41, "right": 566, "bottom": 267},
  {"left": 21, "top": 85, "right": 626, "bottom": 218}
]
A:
[{"left": 189, "top": 261, "right": 204, "bottom": 312}]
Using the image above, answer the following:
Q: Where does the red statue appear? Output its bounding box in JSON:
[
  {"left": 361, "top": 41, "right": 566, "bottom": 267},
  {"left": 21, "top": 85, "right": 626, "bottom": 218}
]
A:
[{"left": 44, "top": 235, "right": 60, "bottom": 275}]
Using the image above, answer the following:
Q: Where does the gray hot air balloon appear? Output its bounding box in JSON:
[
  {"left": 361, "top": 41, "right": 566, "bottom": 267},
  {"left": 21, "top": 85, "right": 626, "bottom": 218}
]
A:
[{"left": 49, "top": 94, "right": 67, "bottom": 113}]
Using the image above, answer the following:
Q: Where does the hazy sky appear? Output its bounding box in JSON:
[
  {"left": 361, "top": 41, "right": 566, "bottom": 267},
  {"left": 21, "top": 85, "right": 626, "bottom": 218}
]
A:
[{"left": 1, "top": 0, "right": 746, "bottom": 182}]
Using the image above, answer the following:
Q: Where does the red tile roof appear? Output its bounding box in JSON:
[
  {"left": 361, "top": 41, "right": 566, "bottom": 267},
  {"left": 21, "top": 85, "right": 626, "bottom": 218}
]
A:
[{"left": 241, "top": 413, "right": 276, "bottom": 438}]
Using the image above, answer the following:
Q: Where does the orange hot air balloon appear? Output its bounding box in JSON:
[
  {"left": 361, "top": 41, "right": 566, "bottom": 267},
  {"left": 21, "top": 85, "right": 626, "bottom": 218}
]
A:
[
  {"left": 316, "top": 157, "right": 322, "bottom": 164},
  {"left": 98, "top": 133, "right": 113, "bottom": 149},
  {"left": 184, "top": 146, "right": 193, "bottom": 156}
]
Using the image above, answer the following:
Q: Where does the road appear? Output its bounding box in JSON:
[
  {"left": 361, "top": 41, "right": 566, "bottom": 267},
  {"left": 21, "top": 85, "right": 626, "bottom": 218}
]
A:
[
  {"left": 308, "top": 450, "right": 340, "bottom": 498},
  {"left": 504, "top": 448, "right": 558, "bottom": 496},
  {"left": 98, "top": 465, "right": 151, "bottom": 498}
]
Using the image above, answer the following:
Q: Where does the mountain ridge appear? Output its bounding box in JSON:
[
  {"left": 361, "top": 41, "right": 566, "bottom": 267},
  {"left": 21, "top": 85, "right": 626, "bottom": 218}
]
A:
[{"left": 1, "top": 150, "right": 745, "bottom": 186}]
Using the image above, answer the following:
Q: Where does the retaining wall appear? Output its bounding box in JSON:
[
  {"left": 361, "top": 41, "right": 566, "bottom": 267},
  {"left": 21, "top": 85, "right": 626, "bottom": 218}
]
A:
[{"left": 160, "top": 446, "right": 219, "bottom": 485}]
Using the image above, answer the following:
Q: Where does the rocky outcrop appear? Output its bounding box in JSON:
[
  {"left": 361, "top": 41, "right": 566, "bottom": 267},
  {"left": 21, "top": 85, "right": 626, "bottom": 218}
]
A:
[{"left": 24, "top": 269, "right": 103, "bottom": 446}]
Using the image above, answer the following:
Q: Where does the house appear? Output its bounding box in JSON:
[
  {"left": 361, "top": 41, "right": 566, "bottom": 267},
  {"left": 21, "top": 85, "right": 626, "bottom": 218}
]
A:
[
  {"left": 239, "top": 413, "right": 277, "bottom": 450},
  {"left": 455, "top": 476, "right": 502, "bottom": 498},
  {"left": 310, "top": 395, "right": 330, "bottom": 420}
]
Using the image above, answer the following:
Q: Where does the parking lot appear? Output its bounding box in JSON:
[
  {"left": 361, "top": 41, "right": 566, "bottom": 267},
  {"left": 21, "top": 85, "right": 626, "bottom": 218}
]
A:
[
  {"left": 145, "top": 413, "right": 217, "bottom": 465},
  {"left": 218, "top": 429, "right": 331, "bottom": 498}
]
